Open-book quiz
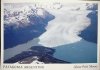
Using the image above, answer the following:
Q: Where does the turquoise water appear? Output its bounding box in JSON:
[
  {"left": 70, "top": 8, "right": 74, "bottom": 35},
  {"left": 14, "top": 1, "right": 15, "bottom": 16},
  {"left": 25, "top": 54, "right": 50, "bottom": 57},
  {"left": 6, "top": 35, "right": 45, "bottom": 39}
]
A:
[{"left": 53, "top": 39, "right": 97, "bottom": 63}]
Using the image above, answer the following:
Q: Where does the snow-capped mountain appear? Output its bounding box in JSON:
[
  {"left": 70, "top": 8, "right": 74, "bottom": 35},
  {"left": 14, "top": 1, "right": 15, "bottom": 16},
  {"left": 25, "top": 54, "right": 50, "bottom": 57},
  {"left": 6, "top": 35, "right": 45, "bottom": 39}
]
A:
[
  {"left": 4, "top": 4, "right": 55, "bottom": 49},
  {"left": 4, "top": 5, "right": 52, "bottom": 28},
  {"left": 17, "top": 56, "right": 45, "bottom": 64},
  {"left": 4, "top": 3, "right": 97, "bottom": 28},
  {"left": 4, "top": 3, "right": 97, "bottom": 64},
  {"left": 14, "top": 56, "right": 45, "bottom": 64}
]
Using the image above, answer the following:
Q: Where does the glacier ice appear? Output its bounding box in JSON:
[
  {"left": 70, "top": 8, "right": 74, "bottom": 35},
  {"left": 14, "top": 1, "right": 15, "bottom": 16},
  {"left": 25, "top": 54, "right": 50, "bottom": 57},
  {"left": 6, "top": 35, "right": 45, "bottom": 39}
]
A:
[{"left": 39, "top": 4, "right": 92, "bottom": 47}]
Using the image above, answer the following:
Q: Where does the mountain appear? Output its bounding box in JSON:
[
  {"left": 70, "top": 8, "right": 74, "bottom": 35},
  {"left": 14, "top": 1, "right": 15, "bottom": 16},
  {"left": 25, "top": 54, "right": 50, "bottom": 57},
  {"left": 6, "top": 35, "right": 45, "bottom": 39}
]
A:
[
  {"left": 4, "top": 5, "right": 55, "bottom": 49},
  {"left": 4, "top": 3, "right": 97, "bottom": 64},
  {"left": 80, "top": 10, "right": 97, "bottom": 43},
  {"left": 4, "top": 46, "right": 69, "bottom": 64}
]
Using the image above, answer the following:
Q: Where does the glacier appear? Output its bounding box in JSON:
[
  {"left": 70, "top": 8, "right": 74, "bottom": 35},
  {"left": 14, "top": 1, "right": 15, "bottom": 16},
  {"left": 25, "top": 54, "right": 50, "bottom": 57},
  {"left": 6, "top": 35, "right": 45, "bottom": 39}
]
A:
[
  {"left": 39, "top": 4, "right": 92, "bottom": 47},
  {"left": 4, "top": 3, "right": 97, "bottom": 63}
]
